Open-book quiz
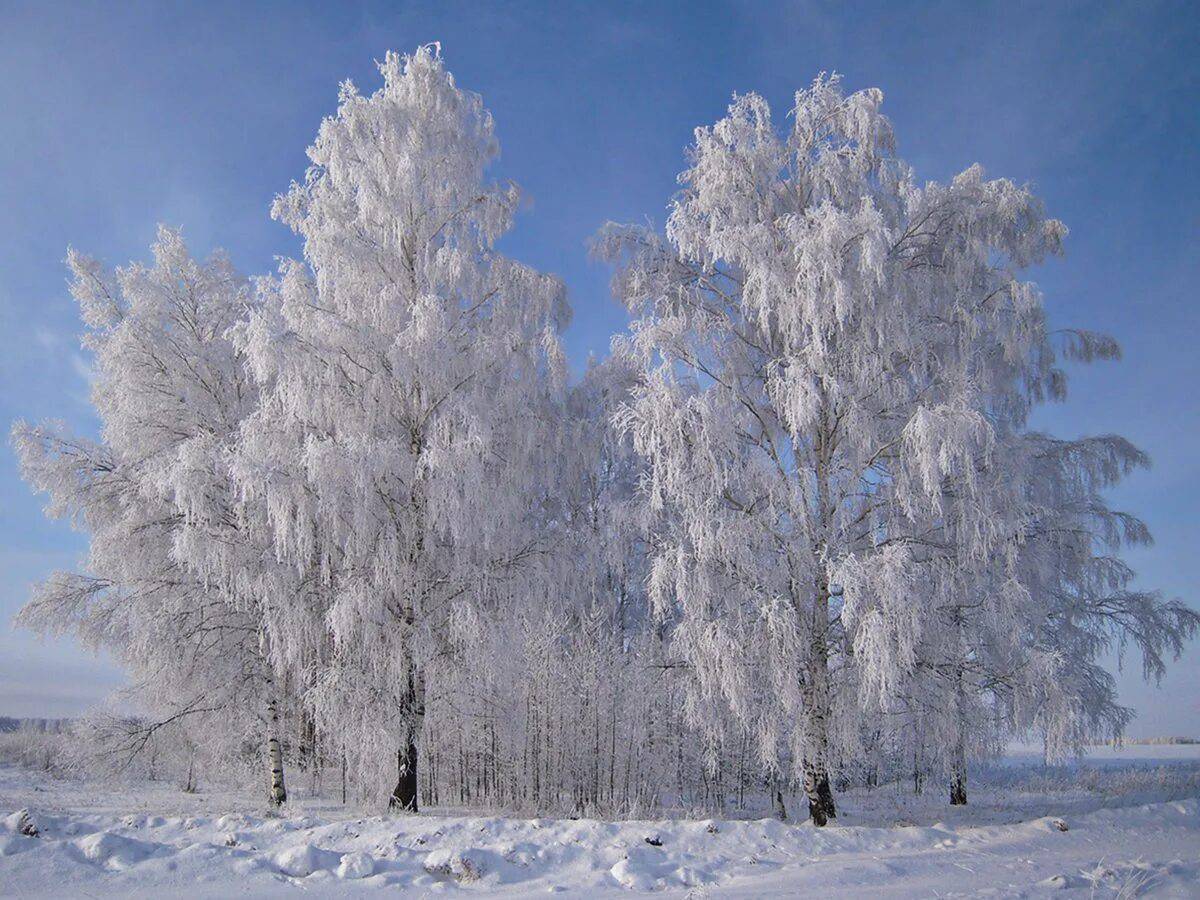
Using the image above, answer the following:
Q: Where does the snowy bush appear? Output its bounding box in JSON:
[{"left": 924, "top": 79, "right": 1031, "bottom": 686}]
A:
[{"left": 0, "top": 724, "right": 69, "bottom": 776}]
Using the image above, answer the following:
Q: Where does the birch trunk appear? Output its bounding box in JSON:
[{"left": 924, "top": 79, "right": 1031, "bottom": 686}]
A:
[
  {"left": 388, "top": 666, "right": 425, "bottom": 812},
  {"left": 389, "top": 435, "right": 428, "bottom": 814},
  {"left": 389, "top": 738, "right": 420, "bottom": 812},
  {"left": 801, "top": 573, "right": 837, "bottom": 825},
  {"left": 802, "top": 416, "right": 837, "bottom": 827},
  {"left": 771, "top": 781, "right": 788, "bottom": 821},
  {"left": 804, "top": 766, "right": 837, "bottom": 826},
  {"left": 267, "top": 699, "right": 287, "bottom": 806},
  {"left": 949, "top": 608, "right": 968, "bottom": 805},
  {"left": 950, "top": 771, "right": 967, "bottom": 805}
]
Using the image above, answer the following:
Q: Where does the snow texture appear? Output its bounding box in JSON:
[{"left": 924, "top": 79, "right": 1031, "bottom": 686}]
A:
[{"left": 2, "top": 749, "right": 1198, "bottom": 897}]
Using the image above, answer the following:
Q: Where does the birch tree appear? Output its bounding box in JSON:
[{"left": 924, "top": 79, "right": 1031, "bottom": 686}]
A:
[
  {"left": 233, "top": 45, "right": 569, "bottom": 810},
  {"left": 1004, "top": 433, "right": 1199, "bottom": 759},
  {"left": 12, "top": 229, "right": 290, "bottom": 799},
  {"left": 597, "top": 75, "right": 1072, "bottom": 824}
]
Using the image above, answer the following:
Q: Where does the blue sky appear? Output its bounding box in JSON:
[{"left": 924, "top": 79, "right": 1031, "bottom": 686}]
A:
[{"left": 1, "top": 0, "right": 1196, "bottom": 735}]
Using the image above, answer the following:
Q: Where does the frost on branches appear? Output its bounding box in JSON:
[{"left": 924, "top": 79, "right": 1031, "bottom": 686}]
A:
[
  {"left": 12, "top": 230, "right": 295, "bottom": 801},
  {"left": 12, "top": 54, "right": 1197, "bottom": 822},
  {"left": 231, "top": 46, "right": 570, "bottom": 811},
  {"left": 595, "top": 73, "right": 1197, "bottom": 822}
]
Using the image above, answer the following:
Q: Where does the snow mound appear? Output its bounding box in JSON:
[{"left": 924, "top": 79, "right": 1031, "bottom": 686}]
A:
[
  {"left": 3, "top": 808, "right": 38, "bottom": 837},
  {"left": 609, "top": 844, "right": 716, "bottom": 891},
  {"left": 273, "top": 842, "right": 340, "bottom": 877},
  {"left": 1038, "top": 872, "right": 1076, "bottom": 890},
  {"left": 215, "top": 813, "right": 255, "bottom": 832},
  {"left": 336, "top": 849, "right": 375, "bottom": 879},
  {"left": 75, "top": 831, "right": 164, "bottom": 870},
  {"left": 423, "top": 846, "right": 488, "bottom": 882},
  {"left": 610, "top": 854, "right": 657, "bottom": 891},
  {"left": 0, "top": 833, "right": 38, "bottom": 857}
]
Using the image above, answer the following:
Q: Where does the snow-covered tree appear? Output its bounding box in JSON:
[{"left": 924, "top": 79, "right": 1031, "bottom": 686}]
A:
[
  {"left": 232, "top": 45, "right": 570, "bottom": 810},
  {"left": 596, "top": 74, "right": 1079, "bottom": 824},
  {"left": 1003, "top": 432, "right": 1198, "bottom": 757},
  {"left": 12, "top": 229, "right": 293, "bottom": 800}
]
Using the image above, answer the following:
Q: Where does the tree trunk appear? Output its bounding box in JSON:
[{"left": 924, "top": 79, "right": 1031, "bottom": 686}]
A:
[
  {"left": 389, "top": 738, "right": 419, "bottom": 812},
  {"left": 949, "top": 715, "right": 968, "bottom": 805},
  {"left": 389, "top": 666, "right": 424, "bottom": 812},
  {"left": 804, "top": 766, "right": 837, "bottom": 826},
  {"left": 950, "top": 608, "right": 968, "bottom": 806},
  {"left": 267, "top": 699, "right": 287, "bottom": 806},
  {"left": 298, "top": 710, "right": 317, "bottom": 775},
  {"left": 950, "top": 772, "right": 967, "bottom": 805},
  {"left": 802, "top": 420, "right": 838, "bottom": 828},
  {"left": 804, "top": 577, "right": 837, "bottom": 827},
  {"left": 771, "top": 781, "right": 788, "bottom": 821}
]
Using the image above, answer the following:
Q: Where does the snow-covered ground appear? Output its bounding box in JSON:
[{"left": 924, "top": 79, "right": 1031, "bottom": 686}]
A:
[{"left": 2, "top": 747, "right": 1198, "bottom": 898}]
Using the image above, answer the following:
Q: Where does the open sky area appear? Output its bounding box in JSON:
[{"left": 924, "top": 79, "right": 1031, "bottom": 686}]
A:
[{"left": 1, "top": 0, "right": 1196, "bottom": 737}]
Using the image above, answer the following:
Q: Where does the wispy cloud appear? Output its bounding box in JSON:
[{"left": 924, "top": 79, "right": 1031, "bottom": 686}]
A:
[
  {"left": 34, "top": 326, "right": 60, "bottom": 352},
  {"left": 70, "top": 352, "right": 95, "bottom": 385}
]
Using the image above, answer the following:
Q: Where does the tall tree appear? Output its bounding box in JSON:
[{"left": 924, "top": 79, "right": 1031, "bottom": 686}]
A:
[
  {"left": 892, "top": 322, "right": 1199, "bottom": 805},
  {"left": 12, "top": 229, "right": 290, "bottom": 799},
  {"left": 596, "top": 75, "right": 1070, "bottom": 824},
  {"left": 233, "top": 45, "right": 569, "bottom": 810}
]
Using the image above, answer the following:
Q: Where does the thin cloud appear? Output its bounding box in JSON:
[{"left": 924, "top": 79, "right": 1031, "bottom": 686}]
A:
[{"left": 70, "top": 352, "right": 96, "bottom": 385}]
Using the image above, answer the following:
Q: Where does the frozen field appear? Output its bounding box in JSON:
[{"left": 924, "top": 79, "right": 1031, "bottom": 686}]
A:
[{"left": 2, "top": 746, "right": 1199, "bottom": 898}]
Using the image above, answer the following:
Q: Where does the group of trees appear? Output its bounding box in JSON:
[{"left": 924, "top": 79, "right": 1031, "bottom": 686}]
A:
[{"left": 13, "top": 47, "right": 1196, "bottom": 824}]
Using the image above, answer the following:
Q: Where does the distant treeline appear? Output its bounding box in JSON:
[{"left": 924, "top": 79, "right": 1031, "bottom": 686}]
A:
[
  {"left": 1118, "top": 737, "right": 1200, "bottom": 746},
  {"left": 0, "top": 717, "right": 73, "bottom": 735}
]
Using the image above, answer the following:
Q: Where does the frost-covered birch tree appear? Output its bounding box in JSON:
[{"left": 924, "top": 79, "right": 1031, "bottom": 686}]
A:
[
  {"left": 1006, "top": 433, "right": 1198, "bottom": 757},
  {"left": 891, "top": 322, "right": 1198, "bottom": 805},
  {"left": 597, "top": 75, "right": 1077, "bottom": 824},
  {"left": 233, "top": 45, "right": 569, "bottom": 810},
  {"left": 12, "top": 229, "right": 291, "bottom": 798}
]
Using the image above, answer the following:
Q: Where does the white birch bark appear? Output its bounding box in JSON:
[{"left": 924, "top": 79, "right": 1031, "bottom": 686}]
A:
[{"left": 267, "top": 699, "right": 287, "bottom": 806}]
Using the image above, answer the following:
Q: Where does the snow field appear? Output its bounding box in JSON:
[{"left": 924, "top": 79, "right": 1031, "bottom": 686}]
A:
[{"left": 2, "top": 758, "right": 1199, "bottom": 897}]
